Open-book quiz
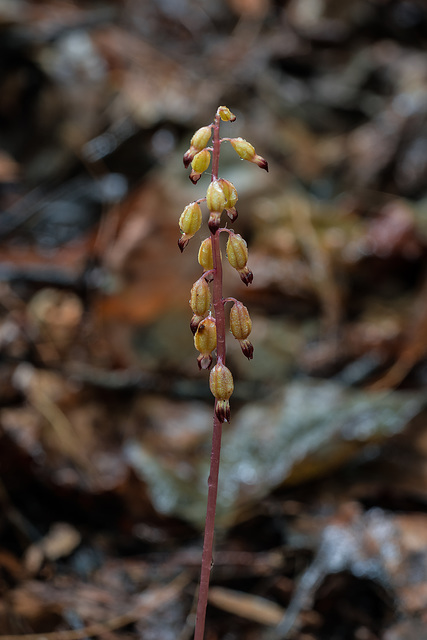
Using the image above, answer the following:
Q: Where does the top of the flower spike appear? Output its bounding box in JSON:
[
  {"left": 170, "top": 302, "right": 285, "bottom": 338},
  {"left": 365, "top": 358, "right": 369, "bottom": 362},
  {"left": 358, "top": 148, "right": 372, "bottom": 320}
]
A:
[{"left": 217, "top": 106, "right": 236, "bottom": 122}]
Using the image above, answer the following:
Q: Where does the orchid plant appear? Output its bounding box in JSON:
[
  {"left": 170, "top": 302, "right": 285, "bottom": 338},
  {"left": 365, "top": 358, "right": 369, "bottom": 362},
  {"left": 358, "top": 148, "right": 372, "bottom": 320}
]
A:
[{"left": 179, "top": 106, "right": 268, "bottom": 639}]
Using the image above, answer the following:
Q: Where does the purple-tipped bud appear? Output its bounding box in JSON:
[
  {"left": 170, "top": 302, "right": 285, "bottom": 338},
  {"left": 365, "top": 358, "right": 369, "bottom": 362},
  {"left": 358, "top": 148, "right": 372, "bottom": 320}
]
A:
[
  {"left": 190, "top": 314, "right": 203, "bottom": 335},
  {"left": 239, "top": 267, "right": 253, "bottom": 286},
  {"left": 226, "top": 207, "right": 238, "bottom": 222},
  {"left": 183, "top": 149, "right": 196, "bottom": 168},
  {"left": 210, "top": 362, "right": 234, "bottom": 423},
  {"left": 226, "top": 233, "right": 249, "bottom": 271},
  {"left": 183, "top": 127, "right": 212, "bottom": 168},
  {"left": 229, "top": 138, "right": 268, "bottom": 172},
  {"left": 239, "top": 339, "right": 254, "bottom": 359},
  {"left": 178, "top": 237, "right": 189, "bottom": 252},
  {"left": 189, "top": 170, "right": 202, "bottom": 184},
  {"left": 197, "top": 353, "right": 213, "bottom": 370},
  {"left": 229, "top": 301, "right": 253, "bottom": 358},
  {"left": 179, "top": 202, "right": 202, "bottom": 250},
  {"left": 215, "top": 399, "right": 231, "bottom": 423},
  {"left": 254, "top": 155, "right": 269, "bottom": 172},
  {"left": 230, "top": 301, "right": 252, "bottom": 340},
  {"left": 230, "top": 137, "right": 255, "bottom": 161},
  {"left": 190, "top": 149, "right": 211, "bottom": 183},
  {"left": 194, "top": 317, "right": 217, "bottom": 369},
  {"left": 217, "top": 106, "right": 236, "bottom": 122}
]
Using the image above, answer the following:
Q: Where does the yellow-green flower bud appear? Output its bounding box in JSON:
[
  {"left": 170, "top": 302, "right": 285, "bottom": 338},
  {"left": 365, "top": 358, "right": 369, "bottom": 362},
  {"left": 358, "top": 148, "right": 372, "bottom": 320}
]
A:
[
  {"left": 209, "top": 362, "right": 234, "bottom": 422},
  {"left": 190, "top": 149, "right": 211, "bottom": 184},
  {"left": 206, "top": 180, "right": 227, "bottom": 213},
  {"left": 218, "top": 179, "right": 238, "bottom": 208},
  {"left": 194, "top": 316, "right": 217, "bottom": 370},
  {"left": 191, "top": 126, "right": 212, "bottom": 150},
  {"left": 183, "top": 126, "right": 212, "bottom": 168},
  {"left": 198, "top": 237, "right": 214, "bottom": 271},
  {"left": 178, "top": 202, "right": 202, "bottom": 252},
  {"left": 190, "top": 277, "right": 211, "bottom": 317},
  {"left": 230, "top": 137, "right": 255, "bottom": 161},
  {"left": 226, "top": 233, "right": 248, "bottom": 270},
  {"left": 226, "top": 233, "right": 253, "bottom": 285},
  {"left": 217, "top": 106, "right": 236, "bottom": 122},
  {"left": 229, "top": 137, "right": 268, "bottom": 171},
  {"left": 192, "top": 149, "right": 211, "bottom": 173},
  {"left": 230, "top": 301, "right": 253, "bottom": 359},
  {"left": 230, "top": 301, "right": 252, "bottom": 340},
  {"left": 218, "top": 178, "right": 238, "bottom": 221}
]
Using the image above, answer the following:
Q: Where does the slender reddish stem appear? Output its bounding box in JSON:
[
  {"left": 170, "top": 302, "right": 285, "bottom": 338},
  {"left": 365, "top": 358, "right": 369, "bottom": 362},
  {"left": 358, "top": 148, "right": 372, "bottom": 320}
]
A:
[
  {"left": 193, "top": 113, "right": 225, "bottom": 640},
  {"left": 193, "top": 413, "right": 222, "bottom": 640}
]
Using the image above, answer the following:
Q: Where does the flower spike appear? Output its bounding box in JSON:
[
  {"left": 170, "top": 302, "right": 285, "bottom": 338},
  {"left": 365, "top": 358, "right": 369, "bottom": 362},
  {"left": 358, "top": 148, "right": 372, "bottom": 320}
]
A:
[{"left": 178, "top": 106, "right": 267, "bottom": 640}]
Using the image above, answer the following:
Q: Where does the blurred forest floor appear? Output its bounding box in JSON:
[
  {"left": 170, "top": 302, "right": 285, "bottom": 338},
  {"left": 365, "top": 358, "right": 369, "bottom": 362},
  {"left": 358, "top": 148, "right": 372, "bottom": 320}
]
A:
[{"left": 2, "top": 1, "right": 427, "bottom": 639}]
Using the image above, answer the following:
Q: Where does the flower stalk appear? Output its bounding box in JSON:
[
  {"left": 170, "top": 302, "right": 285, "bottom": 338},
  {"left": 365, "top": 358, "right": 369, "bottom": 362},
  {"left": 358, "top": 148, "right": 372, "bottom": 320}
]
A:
[{"left": 179, "top": 106, "right": 267, "bottom": 640}]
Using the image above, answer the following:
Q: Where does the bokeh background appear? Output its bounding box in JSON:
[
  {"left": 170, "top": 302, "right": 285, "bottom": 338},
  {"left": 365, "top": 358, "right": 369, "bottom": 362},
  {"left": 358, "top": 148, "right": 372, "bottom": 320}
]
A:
[{"left": 2, "top": 1, "right": 427, "bottom": 639}]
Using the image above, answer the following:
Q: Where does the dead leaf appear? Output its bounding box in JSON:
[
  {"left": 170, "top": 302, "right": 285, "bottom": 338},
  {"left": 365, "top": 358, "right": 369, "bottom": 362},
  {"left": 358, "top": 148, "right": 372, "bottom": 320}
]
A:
[{"left": 208, "top": 586, "right": 284, "bottom": 626}]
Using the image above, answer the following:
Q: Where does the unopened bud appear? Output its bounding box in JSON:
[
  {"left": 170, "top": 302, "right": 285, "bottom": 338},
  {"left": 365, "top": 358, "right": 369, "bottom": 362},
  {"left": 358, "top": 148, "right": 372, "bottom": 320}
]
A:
[
  {"left": 206, "top": 180, "right": 227, "bottom": 213},
  {"left": 198, "top": 237, "right": 214, "bottom": 271},
  {"left": 230, "top": 301, "right": 253, "bottom": 359},
  {"left": 226, "top": 233, "right": 253, "bottom": 285},
  {"left": 226, "top": 233, "right": 248, "bottom": 270},
  {"left": 218, "top": 178, "right": 238, "bottom": 222},
  {"left": 230, "top": 137, "right": 268, "bottom": 172},
  {"left": 230, "top": 301, "right": 252, "bottom": 340},
  {"left": 178, "top": 202, "right": 202, "bottom": 251},
  {"left": 226, "top": 208, "right": 238, "bottom": 222},
  {"left": 238, "top": 338, "right": 253, "bottom": 359},
  {"left": 230, "top": 138, "right": 255, "bottom": 161},
  {"left": 183, "top": 126, "right": 212, "bottom": 168},
  {"left": 238, "top": 267, "right": 253, "bottom": 286},
  {"left": 217, "top": 106, "right": 236, "bottom": 122},
  {"left": 209, "top": 362, "right": 234, "bottom": 422},
  {"left": 218, "top": 179, "right": 238, "bottom": 208},
  {"left": 190, "top": 149, "right": 211, "bottom": 184},
  {"left": 190, "top": 277, "right": 211, "bottom": 317},
  {"left": 190, "top": 315, "right": 202, "bottom": 335},
  {"left": 194, "top": 316, "right": 217, "bottom": 369},
  {"left": 191, "top": 126, "right": 212, "bottom": 150}
]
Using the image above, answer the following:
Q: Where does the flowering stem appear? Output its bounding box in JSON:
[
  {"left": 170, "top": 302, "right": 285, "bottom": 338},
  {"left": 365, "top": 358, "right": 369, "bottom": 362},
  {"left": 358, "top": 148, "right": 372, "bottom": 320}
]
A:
[
  {"left": 182, "top": 106, "right": 263, "bottom": 638},
  {"left": 193, "top": 413, "right": 222, "bottom": 640},
  {"left": 194, "top": 112, "right": 225, "bottom": 640}
]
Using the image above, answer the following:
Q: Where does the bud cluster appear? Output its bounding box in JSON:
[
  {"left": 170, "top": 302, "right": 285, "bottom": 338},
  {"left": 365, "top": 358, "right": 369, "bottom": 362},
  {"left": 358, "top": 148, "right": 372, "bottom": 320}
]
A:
[{"left": 179, "top": 106, "right": 267, "bottom": 423}]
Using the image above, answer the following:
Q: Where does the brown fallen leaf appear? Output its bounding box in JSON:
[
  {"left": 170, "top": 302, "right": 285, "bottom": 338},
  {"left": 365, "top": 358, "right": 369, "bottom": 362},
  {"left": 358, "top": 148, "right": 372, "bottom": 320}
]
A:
[
  {"left": 24, "top": 523, "right": 81, "bottom": 575},
  {"left": 208, "top": 586, "right": 284, "bottom": 626}
]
